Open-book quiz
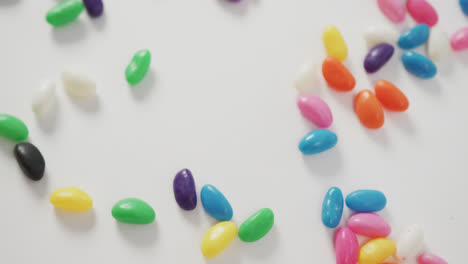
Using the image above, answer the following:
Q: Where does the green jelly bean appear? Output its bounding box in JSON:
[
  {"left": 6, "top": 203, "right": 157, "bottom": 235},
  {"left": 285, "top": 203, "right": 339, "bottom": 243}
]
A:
[
  {"left": 46, "top": 0, "right": 84, "bottom": 27},
  {"left": 112, "top": 198, "right": 155, "bottom": 224},
  {"left": 238, "top": 208, "right": 274, "bottom": 242},
  {"left": 125, "top": 49, "right": 151, "bottom": 85},
  {"left": 0, "top": 114, "right": 29, "bottom": 142}
]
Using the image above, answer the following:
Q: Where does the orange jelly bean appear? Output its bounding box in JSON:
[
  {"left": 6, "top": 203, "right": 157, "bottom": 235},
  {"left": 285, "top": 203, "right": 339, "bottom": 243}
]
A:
[
  {"left": 355, "top": 90, "right": 385, "bottom": 129},
  {"left": 322, "top": 56, "right": 356, "bottom": 92},
  {"left": 375, "top": 80, "right": 409, "bottom": 112}
]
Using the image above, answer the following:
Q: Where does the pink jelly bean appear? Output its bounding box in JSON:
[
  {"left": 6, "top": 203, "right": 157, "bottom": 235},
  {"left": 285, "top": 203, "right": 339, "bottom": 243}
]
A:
[
  {"left": 418, "top": 252, "right": 448, "bottom": 264},
  {"left": 406, "top": 0, "right": 438, "bottom": 27},
  {"left": 450, "top": 27, "right": 468, "bottom": 51},
  {"left": 377, "top": 0, "right": 406, "bottom": 23},
  {"left": 297, "top": 94, "right": 333, "bottom": 128},
  {"left": 347, "top": 213, "right": 391, "bottom": 238},
  {"left": 335, "top": 227, "right": 359, "bottom": 264}
]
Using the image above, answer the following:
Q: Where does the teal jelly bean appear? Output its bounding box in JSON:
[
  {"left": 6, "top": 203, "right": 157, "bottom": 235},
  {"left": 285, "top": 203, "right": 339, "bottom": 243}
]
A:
[
  {"left": 125, "top": 49, "right": 151, "bottom": 85},
  {"left": 321, "top": 187, "right": 343, "bottom": 228},
  {"left": 46, "top": 0, "right": 84, "bottom": 27}
]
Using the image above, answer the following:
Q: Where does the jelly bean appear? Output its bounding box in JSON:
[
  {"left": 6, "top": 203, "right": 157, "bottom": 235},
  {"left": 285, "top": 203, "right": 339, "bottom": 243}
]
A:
[
  {"left": 322, "top": 56, "right": 355, "bottom": 92},
  {"left": 450, "top": 27, "right": 468, "bottom": 51},
  {"left": 347, "top": 213, "right": 391, "bottom": 238},
  {"left": 201, "top": 221, "right": 237, "bottom": 259},
  {"left": 61, "top": 70, "right": 96, "bottom": 98},
  {"left": 418, "top": 252, "right": 448, "bottom": 264},
  {"left": 346, "top": 190, "right": 387, "bottom": 212},
  {"left": 83, "top": 0, "right": 103, "bottom": 18},
  {"left": 401, "top": 51, "right": 437, "bottom": 79},
  {"left": 363, "top": 26, "right": 398, "bottom": 47},
  {"left": 398, "top": 24, "right": 430, "bottom": 49},
  {"left": 238, "top": 208, "right": 274, "bottom": 242},
  {"left": 125, "top": 49, "right": 151, "bottom": 85},
  {"left": 364, "top": 44, "right": 394, "bottom": 73},
  {"left": 0, "top": 114, "right": 28, "bottom": 141},
  {"left": 32, "top": 80, "right": 56, "bottom": 116},
  {"left": 354, "top": 90, "right": 385, "bottom": 129},
  {"left": 335, "top": 227, "right": 359, "bottom": 264},
  {"left": 375, "top": 80, "right": 409, "bottom": 112},
  {"left": 50, "top": 186, "right": 93, "bottom": 211},
  {"left": 460, "top": 0, "right": 468, "bottom": 16},
  {"left": 298, "top": 129, "right": 337, "bottom": 155},
  {"left": 173, "top": 168, "right": 197, "bottom": 211},
  {"left": 427, "top": 27, "right": 450, "bottom": 62},
  {"left": 406, "top": 0, "right": 438, "bottom": 27},
  {"left": 359, "top": 238, "right": 396, "bottom": 264},
  {"left": 297, "top": 94, "right": 333, "bottom": 128},
  {"left": 112, "top": 198, "right": 155, "bottom": 224},
  {"left": 323, "top": 25, "right": 348, "bottom": 61},
  {"left": 321, "top": 187, "right": 343, "bottom": 228},
  {"left": 201, "top": 184, "right": 233, "bottom": 221},
  {"left": 14, "top": 142, "right": 45, "bottom": 181},
  {"left": 294, "top": 62, "right": 318, "bottom": 93},
  {"left": 46, "top": 0, "right": 84, "bottom": 27},
  {"left": 377, "top": 0, "right": 406, "bottom": 23},
  {"left": 396, "top": 224, "right": 424, "bottom": 261}
]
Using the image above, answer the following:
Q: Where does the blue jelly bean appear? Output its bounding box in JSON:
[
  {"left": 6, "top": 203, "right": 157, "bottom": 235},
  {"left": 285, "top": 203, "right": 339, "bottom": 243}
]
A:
[
  {"left": 298, "top": 129, "right": 337, "bottom": 155},
  {"left": 401, "top": 51, "right": 437, "bottom": 79},
  {"left": 398, "top": 24, "right": 430, "bottom": 49},
  {"left": 460, "top": 0, "right": 468, "bottom": 15},
  {"left": 321, "top": 187, "right": 343, "bottom": 228},
  {"left": 346, "top": 190, "right": 387, "bottom": 213},
  {"left": 201, "top": 184, "right": 233, "bottom": 221}
]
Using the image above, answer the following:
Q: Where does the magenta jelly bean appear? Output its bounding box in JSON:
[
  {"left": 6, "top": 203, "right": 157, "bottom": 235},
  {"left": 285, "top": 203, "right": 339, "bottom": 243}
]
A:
[
  {"left": 406, "top": 0, "right": 438, "bottom": 27},
  {"left": 335, "top": 227, "right": 359, "bottom": 264},
  {"left": 377, "top": 0, "right": 405, "bottom": 23},
  {"left": 297, "top": 94, "right": 333, "bottom": 128},
  {"left": 83, "top": 0, "right": 103, "bottom": 18},
  {"left": 418, "top": 252, "right": 448, "bottom": 264},
  {"left": 450, "top": 27, "right": 468, "bottom": 51},
  {"left": 347, "top": 213, "right": 391, "bottom": 238}
]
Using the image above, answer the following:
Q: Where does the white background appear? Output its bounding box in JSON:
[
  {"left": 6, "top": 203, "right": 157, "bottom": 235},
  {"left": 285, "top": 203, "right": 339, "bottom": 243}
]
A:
[{"left": 0, "top": 0, "right": 466, "bottom": 263}]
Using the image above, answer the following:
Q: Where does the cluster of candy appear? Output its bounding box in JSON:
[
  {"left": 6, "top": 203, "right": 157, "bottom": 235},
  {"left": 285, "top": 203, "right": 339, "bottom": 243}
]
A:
[
  {"left": 46, "top": 0, "right": 103, "bottom": 26},
  {"left": 322, "top": 187, "right": 448, "bottom": 264}
]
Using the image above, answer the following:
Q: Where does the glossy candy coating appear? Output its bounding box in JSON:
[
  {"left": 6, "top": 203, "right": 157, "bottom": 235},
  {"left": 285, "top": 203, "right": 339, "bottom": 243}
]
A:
[
  {"left": 406, "top": 0, "right": 438, "bottom": 27},
  {"left": 354, "top": 90, "right": 385, "bottom": 129},
  {"left": 297, "top": 94, "right": 333, "bottom": 128},
  {"left": 322, "top": 56, "right": 355, "bottom": 92},
  {"left": 347, "top": 213, "right": 391, "bottom": 238},
  {"left": 294, "top": 62, "right": 318, "bottom": 93},
  {"left": 346, "top": 190, "right": 387, "bottom": 212},
  {"left": 62, "top": 70, "right": 96, "bottom": 98},
  {"left": 375, "top": 80, "right": 409, "bottom": 112},
  {"left": 398, "top": 24, "right": 430, "bottom": 49},
  {"left": 201, "top": 221, "right": 237, "bottom": 259},
  {"left": 321, "top": 187, "right": 343, "bottom": 228},
  {"left": 401, "top": 51, "right": 437, "bottom": 79},
  {"left": 363, "top": 25, "right": 399, "bottom": 47},
  {"left": 450, "top": 27, "right": 468, "bottom": 51},
  {"left": 126, "top": 49, "right": 151, "bottom": 85},
  {"left": 14, "top": 142, "right": 45, "bottom": 181},
  {"left": 418, "top": 253, "right": 448, "bottom": 264},
  {"left": 46, "top": 0, "right": 84, "bottom": 27},
  {"left": 377, "top": 0, "right": 406, "bottom": 23},
  {"left": 173, "top": 169, "right": 197, "bottom": 210},
  {"left": 364, "top": 44, "right": 394, "bottom": 73},
  {"left": 50, "top": 186, "right": 93, "bottom": 211},
  {"left": 298, "top": 129, "right": 337, "bottom": 155},
  {"left": 0, "top": 114, "right": 28, "bottom": 141},
  {"left": 335, "top": 227, "right": 359, "bottom": 264},
  {"left": 201, "top": 184, "right": 233, "bottom": 221},
  {"left": 323, "top": 25, "right": 348, "bottom": 61},
  {"left": 461, "top": 0, "right": 468, "bottom": 15},
  {"left": 396, "top": 224, "right": 424, "bottom": 261},
  {"left": 112, "top": 198, "right": 155, "bottom": 224},
  {"left": 83, "top": 0, "right": 103, "bottom": 18},
  {"left": 359, "top": 238, "right": 396, "bottom": 264},
  {"left": 238, "top": 208, "right": 274, "bottom": 242},
  {"left": 427, "top": 27, "right": 450, "bottom": 62},
  {"left": 32, "top": 80, "right": 56, "bottom": 116}
]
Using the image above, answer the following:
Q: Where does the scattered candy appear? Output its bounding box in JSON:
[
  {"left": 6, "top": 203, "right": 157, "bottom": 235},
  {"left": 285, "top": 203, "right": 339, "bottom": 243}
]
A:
[
  {"left": 364, "top": 43, "right": 394, "bottom": 73},
  {"left": 32, "top": 80, "right": 56, "bottom": 117},
  {"left": 46, "top": 0, "right": 84, "bottom": 27},
  {"left": 173, "top": 168, "right": 197, "bottom": 211},
  {"left": 125, "top": 49, "right": 151, "bottom": 85},
  {"left": 418, "top": 252, "right": 448, "bottom": 264},
  {"left": 297, "top": 94, "right": 333, "bottom": 128},
  {"left": 359, "top": 238, "right": 396, "bottom": 264},
  {"left": 335, "top": 227, "right": 359, "bottom": 264},
  {"left": 83, "top": 0, "right": 104, "bottom": 18},
  {"left": 345, "top": 189, "right": 387, "bottom": 212},
  {"left": 238, "top": 208, "right": 274, "bottom": 242},
  {"left": 377, "top": 0, "right": 406, "bottom": 23},
  {"left": 363, "top": 25, "right": 398, "bottom": 47},
  {"left": 321, "top": 187, "right": 343, "bottom": 228},
  {"left": 323, "top": 25, "right": 348, "bottom": 61},
  {"left": 375, "top": 80, "right": 409, "bottom": 112},
  {"left": 61, "top": 70, "right": 97, "bottom": 98},
  {"left": 294, "top": 62, "right": 318, "bottom": 93},
  {"left": 427, "top": 27, "right": 450, "bottom": 62},
  {"left": 112, "top": 198, "right": 155, "bottom": 224},
  {"left": 14, "top": 142, "right": 45, "bottom": 181},
  {"left": 401, "top": 51, "right": 437, "bottom": 79},
  {"left": 0, "top": 114, "right": 29, "bottom": 141},
  {"left": 354, "top": 90, "right": 385, "bottom": 129},
  {"left": 298, "top": 129, "right": 338, "bottom": 155},
  {"left": 347, "top": 213, "right": 391, "bottom": 238},
  {"left": 322, "top": 56, "right": 355, "bottom": 92},
  {"left": 201, "top": 184, "right": 233, "bottom": 221},
  {"left": 398, "top": 24, "right": 430, "bottom": 50},
  {"left": 50, "top": 186, "right": 93, "bottom": 211},
  {"left": 406, "top": 0, "right": 438, "bottom": 27},
  {"left": 460, "top": 0, "right": 468, "bottom": 16},
  {"left": 201, "top": 221, "right": 237, "bottom": 259},
  {"left": 396, "top": 224, "right": 424, "bottom": 262},
  {"left": 450, "top": 27, "right": 468, "bottom": 51}
]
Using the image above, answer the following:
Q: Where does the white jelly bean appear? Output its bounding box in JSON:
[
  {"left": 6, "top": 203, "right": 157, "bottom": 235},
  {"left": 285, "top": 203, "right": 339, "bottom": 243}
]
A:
[
  {"left": 32, "top": 80, "right": 56, "bottom": 116},
  {"left": 427, "top": 27, "right": 450, "bottom": 62},
  {"left": 61, "top": 70, "right": 96, "bottom": 98},
  {"left": 294, "top": 62, "right": 318, "bottom": 93},
  {"left": 363, "top": 26, "right": 399, "bottom": 47},
  {"left": 396, "top": 224, "right": 424, "bottom": 262}
]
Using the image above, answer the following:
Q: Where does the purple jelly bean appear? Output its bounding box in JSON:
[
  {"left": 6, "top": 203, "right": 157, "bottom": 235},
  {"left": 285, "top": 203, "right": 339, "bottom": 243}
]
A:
[
  {"left": 364, "top": 43, "right": 394, "bottom": 73},
  {"left": 173, "top": 169, "right": 197, "bottom": 211},
  {"left": 83, "top": 0, "right": 104, "bottom": 18}
]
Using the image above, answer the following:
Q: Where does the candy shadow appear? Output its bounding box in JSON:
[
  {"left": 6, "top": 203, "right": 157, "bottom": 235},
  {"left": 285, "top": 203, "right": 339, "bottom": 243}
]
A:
[
  {"left": 366, "top": 50, "right": 403, "bottom": 85},
  {"left": 406, "top": 75, "right": 442, "bottom": 96},
  {"left": 301, "top": 146, "right": 344, "bottom": 177},
  {"left": 90, "top": 12, "right": 107, "bottom": 31},
  {"left": 364, "top": 127, "right": 391, "bottom": 147},
  {"left": 387, "top": 112, "right": 417, "bottom": 136},
  {"left": 204, "top": 238, "right": 242, "bottom": 264},
  {"left": 216, "top": 0, "right": 248, "bottom": 16},
  {"left": 130, "top": 70, "right": 157, "bottom": 102},
  {"left": 51, "top": 20, "right": 88, "bottom": 44},
  {"left": 54, "top": 208, "right": 96, "bottom": 232},
  {"left": 35, "top": 101, "right": 60, "bottom": 134},
  {"left": 116, "top": 222, "right": 159, "bottom": 247},
  {"left": 66, "top": 93, "right": 101, "bottom": 113},
  {"left": 23, "top": 170, "right": 50, "bottom": 199},
  {"left": 0, "top": 137, "right": 15, "bottom": 159},
  {"left": 178, "top": 206, "right": 202, "bottom": 226},
  {"left": 0, "top": 0, "right": 21, "bottom": 7},
  {"left": 241, "top": 226, "right": 280, "bottom": 259},
  {"left": 453, "top": 50, "right": 468, "bottom": 66}
]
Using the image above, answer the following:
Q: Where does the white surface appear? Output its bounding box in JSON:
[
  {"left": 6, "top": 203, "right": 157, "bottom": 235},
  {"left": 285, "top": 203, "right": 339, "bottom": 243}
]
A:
[{"left": 0, "top": 0, "right": 467, "bottom": 263}]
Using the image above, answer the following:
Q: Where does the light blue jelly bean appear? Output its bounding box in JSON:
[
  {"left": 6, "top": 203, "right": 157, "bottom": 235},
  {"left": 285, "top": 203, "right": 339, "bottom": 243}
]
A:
[
  {"left": 401, "top": 51, "right": 437, "bottom": 79},
  {"left": 460, "top": 0, "right": 468, "bottom": 15},
  {"left": 345, "top": 190, "right": 387, "bottom": 213},
  {"left": 298, "top": 129, "right": 337, "bottom": 155},
  {"left": 398, "top": 24, "right": 430, "bottom": 49},
  {"left": 201, "top": 184, "right": 233, "bottom": 221},
  {"left": 321, "top": 187, "right": 343, "bottom": 228}
]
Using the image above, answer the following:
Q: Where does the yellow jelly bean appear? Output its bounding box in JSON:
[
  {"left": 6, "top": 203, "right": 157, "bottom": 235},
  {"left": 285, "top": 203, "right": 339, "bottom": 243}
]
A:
[
  {"left": 49, "top": 186, "right": 93, "bottom": 211},
  {"left": 201, "top": 221, "right": 237, "bottom": 259},
  {"left": 323, "top": 25, "right": 348, "bottom": 61},
  {"left": 359, "top": 238, "right": 396, "bottom": 264}
]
